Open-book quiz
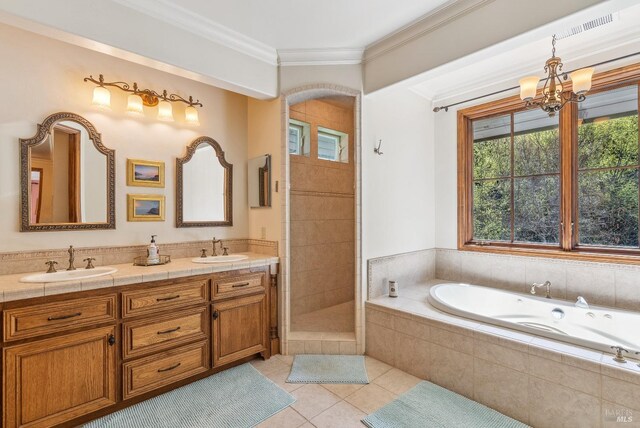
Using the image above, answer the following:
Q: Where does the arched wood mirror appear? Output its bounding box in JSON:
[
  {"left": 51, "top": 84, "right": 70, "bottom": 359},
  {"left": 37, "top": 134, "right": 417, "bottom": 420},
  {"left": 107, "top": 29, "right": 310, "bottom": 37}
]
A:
[
  {"left": 20, "top": 112, "right": 115, "bottom": 231},
  {"left": 176, "top": 136, "right": 233, "bottom": 227}
]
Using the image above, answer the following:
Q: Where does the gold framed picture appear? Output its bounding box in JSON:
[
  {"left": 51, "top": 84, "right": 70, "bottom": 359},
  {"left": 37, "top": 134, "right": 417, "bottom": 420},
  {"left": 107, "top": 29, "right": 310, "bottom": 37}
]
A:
[
  {"left": 127, "top": 194, "right": 165, "bottom": 222},
  {"left": 127, "top": 159, "right": 165, "bottom": 188}
]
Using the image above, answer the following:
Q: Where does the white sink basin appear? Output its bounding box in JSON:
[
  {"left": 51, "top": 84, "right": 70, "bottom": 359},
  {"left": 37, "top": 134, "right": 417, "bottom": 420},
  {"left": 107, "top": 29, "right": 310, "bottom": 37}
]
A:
[
  {"left": 191, "top": 255, "right": 249, "bottom": 264},
  {"left": 20, "top": 267, "right": 117, "bottom": 283}
]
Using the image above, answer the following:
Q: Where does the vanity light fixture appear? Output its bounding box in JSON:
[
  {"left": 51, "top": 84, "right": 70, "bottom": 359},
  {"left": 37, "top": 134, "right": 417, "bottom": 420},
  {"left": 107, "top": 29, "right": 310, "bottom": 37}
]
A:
[
  {"left": 91, "top": 86, "right": 111, "bottom": 110},
  {"left": 519, "top": 35, "right": 594, "bottom": 117},
  {"left": 157, "top": 100, "right": 174, "bottom": 122},
  {"left": 126, "top": 94, "right": 144, "bottom": 116},
  {"left": 84, "top": 74, "right": 203, "bottom": 123}
]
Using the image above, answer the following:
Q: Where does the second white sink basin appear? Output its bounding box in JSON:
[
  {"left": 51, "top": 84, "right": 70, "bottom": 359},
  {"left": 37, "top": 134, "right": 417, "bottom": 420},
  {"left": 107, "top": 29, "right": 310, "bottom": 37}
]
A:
[
  {"left": 20, "top": 267, "right": 117, "bottom": 283},
  {"left": 192, "top": 255, "right": 249, "bottom": 264}
]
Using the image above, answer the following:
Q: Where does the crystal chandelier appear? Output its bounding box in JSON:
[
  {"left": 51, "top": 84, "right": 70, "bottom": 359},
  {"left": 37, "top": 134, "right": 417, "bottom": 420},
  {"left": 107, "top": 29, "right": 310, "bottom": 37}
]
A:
[{"left": 519, "top": 35, "right": 594, "bottom": 116}]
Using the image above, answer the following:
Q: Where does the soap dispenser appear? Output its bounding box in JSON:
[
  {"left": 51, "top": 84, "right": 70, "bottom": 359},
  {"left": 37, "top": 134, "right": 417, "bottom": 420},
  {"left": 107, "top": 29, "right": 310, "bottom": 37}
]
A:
[{"left": 147, "top": 235, "right": 160, "bottom": 264}]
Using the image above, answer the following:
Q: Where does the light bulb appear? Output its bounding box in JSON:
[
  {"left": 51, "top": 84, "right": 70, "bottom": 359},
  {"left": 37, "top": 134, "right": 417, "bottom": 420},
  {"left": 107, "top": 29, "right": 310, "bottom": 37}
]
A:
[
  {"left": 157, "top": 100, "right": 173, "bottom": 122},
  {"left": 570, "top": 67, "right": 595, "bottom": 95},
  {"left": 126, "top": 94, "right": 144, "bottom": 116},
  {"left": 185, "top": 105, "right": 200, "bottom": 125},
  {"left": 519, "top": 76, "right": 539, "bottom": 101},
  {"left": 92, "top": 86, "right": 111, "bottom": 109}
]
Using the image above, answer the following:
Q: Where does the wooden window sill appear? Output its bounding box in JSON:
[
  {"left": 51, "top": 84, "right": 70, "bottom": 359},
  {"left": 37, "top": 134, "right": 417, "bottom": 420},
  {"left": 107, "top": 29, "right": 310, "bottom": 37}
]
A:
[{"left": 459, "top": 243, "right": 640, "bottom": 266}]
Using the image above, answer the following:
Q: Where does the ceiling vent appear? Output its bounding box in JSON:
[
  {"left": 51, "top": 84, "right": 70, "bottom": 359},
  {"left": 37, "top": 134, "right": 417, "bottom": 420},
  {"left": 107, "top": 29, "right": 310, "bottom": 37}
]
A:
[{"left": 556, "top": 13, "right": 617, "bottom": 40}]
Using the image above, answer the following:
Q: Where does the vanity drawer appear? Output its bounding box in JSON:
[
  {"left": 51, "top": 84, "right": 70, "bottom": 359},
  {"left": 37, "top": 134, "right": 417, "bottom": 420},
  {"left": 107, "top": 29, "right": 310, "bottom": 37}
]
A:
[
  {"left": 212, "top": 272, "right": 266, "bottom": 299},
  {"left": 122, "top": 306, "right": 208, "bottom": 359},
  {"left": 3, "top": 295, "right": 117, "bottom": 342},
  {"left": 122, "top": 279, "right": 209, "bottom": 318},
  {"left": 122, "top": 340, "right": 209, "bottom": 399}
]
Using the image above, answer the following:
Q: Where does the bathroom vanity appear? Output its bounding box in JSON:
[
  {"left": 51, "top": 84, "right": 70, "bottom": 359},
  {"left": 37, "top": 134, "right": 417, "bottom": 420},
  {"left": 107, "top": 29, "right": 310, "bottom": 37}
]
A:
[{"left": 0, "top": 255, "right": 279, "bottom": 428}]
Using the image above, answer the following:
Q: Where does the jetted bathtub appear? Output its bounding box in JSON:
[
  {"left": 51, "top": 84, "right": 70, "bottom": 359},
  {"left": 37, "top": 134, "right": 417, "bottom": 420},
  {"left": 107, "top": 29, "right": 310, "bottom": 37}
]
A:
[{"left": 428, "top": 283, "right": 640, "bottom": 354}]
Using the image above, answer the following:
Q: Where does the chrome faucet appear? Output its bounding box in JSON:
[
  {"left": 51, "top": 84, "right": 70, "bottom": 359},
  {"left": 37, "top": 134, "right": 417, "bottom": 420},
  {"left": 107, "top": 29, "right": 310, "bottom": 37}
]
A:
[
  {"left": 530, "top": 281, "right": 552, "bottom": 298},
  {"left": 67, "top": 245, "right": 76, "bottom": 271},
  {"left": 575, "top": 296, "right": 589, "bottom": 309},
  {"left": 212, "top": 237, "right": 223, "bottom": 256}
]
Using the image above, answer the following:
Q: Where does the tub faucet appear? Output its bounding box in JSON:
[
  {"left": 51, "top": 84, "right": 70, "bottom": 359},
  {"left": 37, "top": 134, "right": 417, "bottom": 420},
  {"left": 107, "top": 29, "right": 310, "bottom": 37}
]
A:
[
  {"left": 530, "top": 281, "right": 552, "bottom": 299},
  {"left": 575, "top": 296, "right": 589, "bottom": 309}
]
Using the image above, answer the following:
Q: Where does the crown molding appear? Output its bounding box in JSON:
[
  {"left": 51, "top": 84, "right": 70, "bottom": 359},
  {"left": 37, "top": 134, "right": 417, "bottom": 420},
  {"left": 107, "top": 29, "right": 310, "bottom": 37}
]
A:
[
  {"left": 110, "top": 0, "right": 278, "bottom": 66},
  {"left": 278, "top": 48, "right": 365, "bottom": 66},
  {"left": 364, "top": 0, "right": 494, "bottom": 63},
  {"left": 415, "top": 28, "right": 640, "bottom": 105}
]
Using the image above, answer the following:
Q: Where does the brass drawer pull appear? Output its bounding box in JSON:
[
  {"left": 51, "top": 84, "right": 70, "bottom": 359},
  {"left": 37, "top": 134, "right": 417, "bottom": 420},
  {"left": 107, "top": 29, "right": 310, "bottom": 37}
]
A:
[
  {"left": 232, "top": 282, "right": 250, "bottom": 288},
  {"left": 156, "top": 295, "right": 180, "bottom": 302},
  {"left": 47, "top": 312, "right": 82, "bottom": 321},
  {"left": 157, "top": 362, "right": 181, "bottom": 373},
  {"left": 157, "top": 326, "right": 181, "bottom": 335}
]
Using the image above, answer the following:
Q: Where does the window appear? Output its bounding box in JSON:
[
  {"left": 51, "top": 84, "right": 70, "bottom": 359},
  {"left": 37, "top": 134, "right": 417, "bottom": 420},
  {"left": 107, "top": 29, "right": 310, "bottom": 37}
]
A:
[
  {"left": 317, "top": 127, "right": 348, "bottom": 163},
  {"left": 289, "top": 119, "right": 310, "bottom": 156},
  {"left": 472, "top": 110, "right": 561, "bottom": 244},
  {"left": 458, "top": 64, "right": 640, "bottom": 262},
  {"left": 577, "top": 86, "right": 639, "bottom": 248}
]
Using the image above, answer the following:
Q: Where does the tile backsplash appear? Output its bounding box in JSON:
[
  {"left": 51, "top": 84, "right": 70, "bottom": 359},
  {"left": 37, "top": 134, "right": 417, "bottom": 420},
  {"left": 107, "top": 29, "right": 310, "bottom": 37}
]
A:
[
  {"left": 367, "top": 249, "right": 436, "bottom": 299},
  {"left": 0, "top": 239, "right": 278, "bottom": 275},
  {"left": 368, "top": 248, "right": 640, "bottom": 312}
]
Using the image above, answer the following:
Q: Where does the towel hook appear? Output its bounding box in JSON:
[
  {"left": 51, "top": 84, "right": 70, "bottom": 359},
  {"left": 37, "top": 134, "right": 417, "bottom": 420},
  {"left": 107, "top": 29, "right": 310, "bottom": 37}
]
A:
[{"left": 374, "top": 139, "right": 384, "bottom": 155}]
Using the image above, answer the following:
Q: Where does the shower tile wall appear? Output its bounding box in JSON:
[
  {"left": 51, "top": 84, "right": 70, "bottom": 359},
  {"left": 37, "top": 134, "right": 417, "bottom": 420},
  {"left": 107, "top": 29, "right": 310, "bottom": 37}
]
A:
[{"left": 290, "top": 99, "right": 355, "bottom": 318}]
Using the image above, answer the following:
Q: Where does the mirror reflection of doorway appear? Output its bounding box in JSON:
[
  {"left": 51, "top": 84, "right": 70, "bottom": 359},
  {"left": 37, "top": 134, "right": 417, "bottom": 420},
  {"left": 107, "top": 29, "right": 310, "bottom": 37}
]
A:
[
  {"left": 30, "top": 168, "right": 43, "bottom": 223},
  {"left": 29, "top": 124, "right": 82, "bottom": 223}
]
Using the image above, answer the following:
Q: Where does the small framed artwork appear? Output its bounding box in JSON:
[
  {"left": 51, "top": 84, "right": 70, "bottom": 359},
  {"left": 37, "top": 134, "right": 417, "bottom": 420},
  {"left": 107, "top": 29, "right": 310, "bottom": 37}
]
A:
[
  {"left": 127, "top": 159, "right": 165, "bottom": 188},
  {"left": 127, "top": 194, "right": 165, "bottom": 222}
]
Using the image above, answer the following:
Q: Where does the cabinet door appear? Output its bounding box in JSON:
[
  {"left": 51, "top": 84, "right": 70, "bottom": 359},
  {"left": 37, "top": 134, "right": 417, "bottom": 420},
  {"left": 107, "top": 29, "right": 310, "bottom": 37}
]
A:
[
  {"left": 4, "top": 326, "right": 117, "bottom": 428},
  {"left": 212, "top": 293, "right": 267, "bottom": 366}
]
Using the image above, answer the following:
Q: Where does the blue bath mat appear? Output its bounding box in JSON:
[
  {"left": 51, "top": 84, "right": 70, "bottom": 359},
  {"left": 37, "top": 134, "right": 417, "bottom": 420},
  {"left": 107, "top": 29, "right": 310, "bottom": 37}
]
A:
[
  {"left": 84, "top": 363, "right": 295, "bottom": 428},
  {"left": 362, "top": 381, "right": 530, "bottom": 428},
  {"left": 286, "top": 354, "right": 369, "bottom": 384}
]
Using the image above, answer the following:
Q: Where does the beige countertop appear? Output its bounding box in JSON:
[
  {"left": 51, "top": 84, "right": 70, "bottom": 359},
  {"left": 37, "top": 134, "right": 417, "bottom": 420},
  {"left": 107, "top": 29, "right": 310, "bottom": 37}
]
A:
[{"left": 0, "top": 252, "right": 278, "bottom": 303}]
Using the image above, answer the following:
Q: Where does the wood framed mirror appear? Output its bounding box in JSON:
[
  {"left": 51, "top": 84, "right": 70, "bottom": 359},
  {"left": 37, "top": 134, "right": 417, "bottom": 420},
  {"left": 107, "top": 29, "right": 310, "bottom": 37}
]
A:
[
  {"left": 20, "top": 112, "right": 115, "bottom": 231},
  {"left": 176, "top": 136, "right": 233, "bottom": 227}
]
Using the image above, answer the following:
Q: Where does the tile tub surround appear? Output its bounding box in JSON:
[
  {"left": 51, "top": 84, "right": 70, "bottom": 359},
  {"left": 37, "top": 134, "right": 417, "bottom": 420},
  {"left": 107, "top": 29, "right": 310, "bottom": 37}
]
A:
[
  {"left": 367, "top": 249, "right": 436, "bottom": 299},
  {"left": 0, "top": 239, "right": 278, "bottom": 276},
  {"left": 368, "top": 248, "right": 640, "bottom": 312},
  {"left": 436, "top": 248, "right": 640, "bottom": 312},
  {"left": 365, "top": 281, "right": 640, "bottom": 428},
  {"left": 0, "top": 252, "right": 278, "bottom": 302}
]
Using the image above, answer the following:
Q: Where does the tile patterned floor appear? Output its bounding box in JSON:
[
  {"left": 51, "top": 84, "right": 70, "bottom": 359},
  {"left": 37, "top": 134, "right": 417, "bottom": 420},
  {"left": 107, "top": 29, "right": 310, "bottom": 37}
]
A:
[{"left": 252, "top": 354, "right": 422, "bottom": 428}]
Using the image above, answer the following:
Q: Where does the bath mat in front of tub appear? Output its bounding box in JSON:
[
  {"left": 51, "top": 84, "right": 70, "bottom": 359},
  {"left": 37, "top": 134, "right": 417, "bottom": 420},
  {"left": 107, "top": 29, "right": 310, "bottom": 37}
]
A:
[
  {"left": 83, "top": 363, "right": 295, "bottom": 428},
  {"left": 286, "top": 354, "right": 369, "bottom": 384},
  {"left": 362, "top": 381, "right": 530, "bottom": 428}
]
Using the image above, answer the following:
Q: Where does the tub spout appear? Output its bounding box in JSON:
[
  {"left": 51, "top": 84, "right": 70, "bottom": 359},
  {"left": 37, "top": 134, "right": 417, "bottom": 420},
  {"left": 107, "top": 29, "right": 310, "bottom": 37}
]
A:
[
  {"left": 530, "top": 281, "right": 552, "bottom": 299},
  {"left": 575, "top": 296, "right": 589, "bottom": 309}
]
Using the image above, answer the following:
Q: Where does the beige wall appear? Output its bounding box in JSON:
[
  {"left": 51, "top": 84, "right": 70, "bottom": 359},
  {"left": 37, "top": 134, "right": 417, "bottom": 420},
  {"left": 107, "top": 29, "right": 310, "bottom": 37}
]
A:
[
  {"left": 0, "top": 23, "right": 249, "bottom": 252},
  {"left": 280, "top": 64, "right": 362, "bottom": 93},
  {"left": 289, "top": 99, "right": 355, "bottom": 318},
  {"left": 247, "top": 98, "right": 282, "bottom": 244}
]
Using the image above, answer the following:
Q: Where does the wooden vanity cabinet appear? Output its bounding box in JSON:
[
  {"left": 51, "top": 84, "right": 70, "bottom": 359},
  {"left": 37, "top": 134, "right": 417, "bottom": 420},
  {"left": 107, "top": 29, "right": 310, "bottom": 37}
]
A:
[
  {"left": 3, "top": 326, "right": 117, "bottom": 428},
  {"left": 212, "top": 293, "right": 268, "bottom": 366},
  {"left": 1, "top": 264, "right": 278, "bottom": 428}
]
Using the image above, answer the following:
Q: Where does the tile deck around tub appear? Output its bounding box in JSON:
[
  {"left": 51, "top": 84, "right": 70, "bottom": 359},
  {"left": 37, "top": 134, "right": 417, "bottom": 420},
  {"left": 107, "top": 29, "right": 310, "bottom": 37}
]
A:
[
  {"left": 366, "top": 279, "right": 640, "bottom": 427},
  {"left": 0, "top": 252, "right": 278, "bottom": 302}
]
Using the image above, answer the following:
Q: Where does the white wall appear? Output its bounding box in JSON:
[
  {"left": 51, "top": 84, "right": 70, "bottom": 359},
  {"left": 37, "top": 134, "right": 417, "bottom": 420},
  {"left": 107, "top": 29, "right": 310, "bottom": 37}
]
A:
[
  {"left": 362, "top": 88, "right": 436, "bottom": 260},
  {"left": 0, "top": 23, "right": 249, "bottom": 252}
]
